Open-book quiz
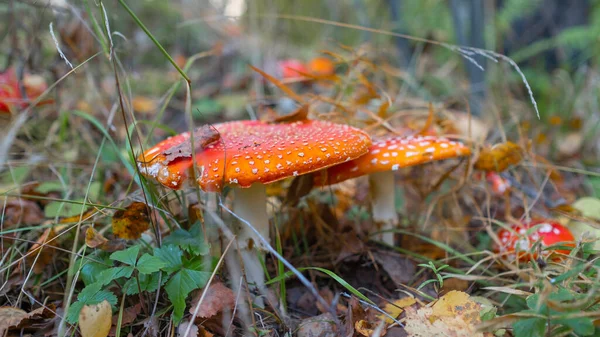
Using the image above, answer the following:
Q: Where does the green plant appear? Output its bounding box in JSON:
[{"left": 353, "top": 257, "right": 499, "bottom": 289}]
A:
[
  {"left": 417, "top": 261, "right": 450, "bottom": 292},
  {"left": 67, "top": 222, "right": 213, "bottom": 325}
]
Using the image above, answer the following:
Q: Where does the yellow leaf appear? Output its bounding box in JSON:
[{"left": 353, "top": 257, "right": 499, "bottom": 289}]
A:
[
  {"left": 78, "top": 300, "right": 112, "bottom": 337},
  {"left": 111, "top": 202, "right": 150, "bottom": 240},
  {"left": 404, "top": 291, "right": 493, "bottom": 337},
  {"left": 474, "top": 142, "right": 522, "bottom": 172},
  {"left": 379, "top": 297, "right": 416, "bottom": 323},
  {"left": 85, "top": 227, "right": 108, "bottom": 249}
]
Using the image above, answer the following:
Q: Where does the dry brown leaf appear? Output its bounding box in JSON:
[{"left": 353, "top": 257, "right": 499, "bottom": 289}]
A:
[
  {"left": 162, "top": 125, "right": 220, "bottom": 164},
  {"left": 474, "top": 142, "right": 522, "bottom": 172},
  {"left": 270, "top": 104, "right": 309, "bottom": 124},
  {"left": 112, "top": 202, "right": 151, "bottom": 240},
  {"left": 79, "top": 300, "right": 112, "bottom": 337},
  {"left": 0, "top": 307, "right": 28, "bottom": 333},
  {"left": 86, "top": 227, "right": 108, "bottom": 249},
  {"left": 0, "top": 304, "right": 55, "bottom": 334},
  {"left": 3, "top": 198, "right": 44, "bottom": 227},
  {"left": 188, "top": 282, "right": 235, "bottom": 318},
  {"left": 26, "top": 227, "right": 57, "bottom": 274},
  {"left": 373, "top": 251, "right": 416, "bottom": 286}
]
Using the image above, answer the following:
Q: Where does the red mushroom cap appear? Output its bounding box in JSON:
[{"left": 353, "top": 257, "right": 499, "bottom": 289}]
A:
[
  {"left": 0, "top": 68, "right": 49, "bottom": 113},
  {"left": 494, "top": 220, "right": 575, "bottom": 261},
  {"left": 278, "top": 59, "right": 308, "bottom": 79},
  {"left": 315, "top": 135, "right": 471, "bottom": 186},
  {"left": 138, "top": 120, "right": 372, "bottom": 191}
]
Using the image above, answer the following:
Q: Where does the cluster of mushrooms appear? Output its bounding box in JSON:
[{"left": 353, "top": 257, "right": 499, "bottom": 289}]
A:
[{"left": 136, "top": 117, "right": 576, "bottom": 304}]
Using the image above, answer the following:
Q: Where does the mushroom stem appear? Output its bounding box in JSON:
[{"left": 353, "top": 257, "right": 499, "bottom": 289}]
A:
[
  {"left": 368, "top": 171, "right": 398, "bottom": 245},
  {"left": 233, "top": 183, "right": 269, "bottom": 306}
]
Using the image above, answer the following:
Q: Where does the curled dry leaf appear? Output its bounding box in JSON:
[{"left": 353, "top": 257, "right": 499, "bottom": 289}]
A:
[
  {"left": 85, "top": 227, "right": 108, "bottom": 249},
  {"left": 111, "top": 202, "right": 151, "bottom": 240},
  {"left": 474, "top": 142, "right": 522, "bottom": 172},
  {"left": 188, "top": 282, "right": 235, "bottom": 318},
  {"left": 0, "top": 307, "right": 28, "bottom": 334},
  {"left": 0, "top": 305, "right": 56, "bottom": 334},
  {"left": 79, "top": 300, "right": 112, "bottom": 337}
]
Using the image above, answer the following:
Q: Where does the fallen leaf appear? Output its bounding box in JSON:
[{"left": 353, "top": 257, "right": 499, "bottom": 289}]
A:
[
  {"left": 355, "top": 319, "right": 385, "bottom": 337},
  {"left": 569, "top": 197, "right": 600, "bottom": 250},
  {"left": 474, "top": 142, "right": 522, "bottom": 172},
  {"left": 404, "top": 291, "right": 493, "bottom": 337},
  {"left": 112, "top": 202, "right": 151, "bottom": 240},
  {"left": 297, "top": 313, "right": 337, "bottom": 337},
  {"left": 111, "top": 303, "right": 141, "bottom": 327},
  {"left": 162, "top": 125, "right": 221, "bottom": 164},
  {"left": 188, "top": 282, "right": 235, "bottom": 318},
  {"left": 3, "top": 198, "right": 44, "bottom": 227},
  {"left": 379, "top": 297, "right": 417, "bottom": 324},
  {"left": 79, "top": 300, "right": 112, "bottom": 337},
  {"left": 0, "top": 305, "right": 56, "bottom": 334},
  {"left": 86, "top": 227, "right": 109, "bottom": 249},
  {"left": 26, "top": 227, "right": 57, "bottom": 274},
  {"left": 0, "top": 307, "right": 28, "bottom": 333},
  {"left": 270, "top": 104, "right": 309, "bottom": 124},
  {"left": 373, "top": 251, "right": 416, "bottom": 285}
]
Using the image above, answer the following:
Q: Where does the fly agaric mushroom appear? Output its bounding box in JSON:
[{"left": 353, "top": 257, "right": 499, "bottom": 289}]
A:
[
  {"left": 138, "top": 120, "right": 371, "bottom": 296},
  {"left": 278, "top": 59, "right": 308, "bottom": 80},
  {"left": 0, "top": 68, "right": 48, "bottom": 113},
  {"left": 494, "top": 220, "right": 575, "bottom": 261},
  {"left": 315, "top": 135, "right": 471, "bottom": 245}
]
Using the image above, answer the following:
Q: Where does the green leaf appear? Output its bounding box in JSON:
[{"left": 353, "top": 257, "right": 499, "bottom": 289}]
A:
[
  {"left": 137, "top": 253, "right": 167, "bottom": 274},
  {"left": 96, "top": 266, "right": 134, "bottom": 286},
  {"left": 80, "top": 259, "right": 110, "bottom": 286},
  {"left": 513, "top": 317, "right": 545, "bottom": 337},
  {"left": 124, "top": 272, "right": 165, "bottom": 295},
  {"left": 163, "top": 222, "right": 210, "bottom": 256},
  {"left": 555, "top": 317, "right": 595, "bottom": 336},
  {"left": 110, "top": 245, "right": 141, "bottom": 266},
  {"left": 45, "top": 201, "right": 87, "bottom": 218},
  {"left": 66, "top": 282, "right": 117, "bottom": 323},
  {"left": 153, "top": 245, "right": 183, "bottom": 273},
  {"left": 165, "top": 268, "right": 211, "bottom": 324}
]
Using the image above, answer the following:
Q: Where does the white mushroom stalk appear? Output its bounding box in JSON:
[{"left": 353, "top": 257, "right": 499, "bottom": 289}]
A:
[
  {"left": 232, "top": 183, "right": 269, "bottom": 306},
  {"left": 368, "top": 171, "right": 399, "bottom": 245}
]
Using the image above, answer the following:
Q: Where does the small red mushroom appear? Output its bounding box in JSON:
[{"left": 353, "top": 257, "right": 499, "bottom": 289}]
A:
[
  {"left": 138, "top": 120, "right": 371, "bottom": 301},
  {"left": 0, "top": 68, "right": 48, "bottom": 113},
  {"left": 278, "top": 59, "right": 308, "bottom": 80},
  {"left": 315, "top": 135, "right": 471, "bottom": 245},
  {"left": 494, "top": 220, "right": 575, "bottom": 261}
]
